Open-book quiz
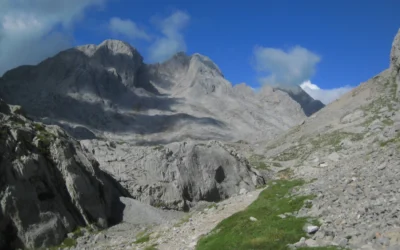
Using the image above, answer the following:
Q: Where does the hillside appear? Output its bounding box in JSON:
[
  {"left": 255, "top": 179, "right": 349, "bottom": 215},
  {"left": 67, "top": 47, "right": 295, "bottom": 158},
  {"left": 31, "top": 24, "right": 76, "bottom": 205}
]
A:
[{"left": 224, "top": 29, "right": 400, "bottom": 249}]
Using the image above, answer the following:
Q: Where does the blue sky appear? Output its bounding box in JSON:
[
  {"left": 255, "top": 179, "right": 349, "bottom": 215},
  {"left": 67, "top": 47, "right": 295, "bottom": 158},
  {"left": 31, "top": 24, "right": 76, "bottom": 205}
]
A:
[{"left": 1, "top": 0, "right": 400, "bottom": 103}]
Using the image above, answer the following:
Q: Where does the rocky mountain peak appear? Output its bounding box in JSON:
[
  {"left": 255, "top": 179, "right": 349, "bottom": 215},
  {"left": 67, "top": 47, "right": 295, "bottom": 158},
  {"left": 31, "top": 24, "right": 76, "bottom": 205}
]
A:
[
  {"left": 391, "top": 29, "right": 400, "bottom": 70},
  {"left": 190, "top": 53, "right": 223, "bottom": 77},
  {"left": 275, "top": 85, "right": 325, "bottom": 116},
  {"left": 76, "top": 39, "right": 141, "bottom": 59}
]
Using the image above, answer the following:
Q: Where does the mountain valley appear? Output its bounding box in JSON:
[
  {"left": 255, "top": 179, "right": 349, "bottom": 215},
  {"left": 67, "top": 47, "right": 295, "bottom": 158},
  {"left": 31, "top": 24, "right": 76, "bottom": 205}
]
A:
[{"left": 0, "top": 24, "right": 399, "bottom": 250}]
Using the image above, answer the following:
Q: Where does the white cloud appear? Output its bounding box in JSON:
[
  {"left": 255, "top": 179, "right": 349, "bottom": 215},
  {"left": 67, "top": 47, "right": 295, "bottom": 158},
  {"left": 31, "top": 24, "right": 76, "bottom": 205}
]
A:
[
  {"left": 148, "top": 10, "right": 190, "bottom": 62},
  {"left": 0, "top": 0, "right": 106, "bottom": 75},
  {"left": 108, "top": 17, "right": 150, "bottom": 41},
  {"left": 253, "top": 46, "right": 320, "bottom": 86},
  {"left": 300, "top": 80, "right": 354, "bottom": 104}
]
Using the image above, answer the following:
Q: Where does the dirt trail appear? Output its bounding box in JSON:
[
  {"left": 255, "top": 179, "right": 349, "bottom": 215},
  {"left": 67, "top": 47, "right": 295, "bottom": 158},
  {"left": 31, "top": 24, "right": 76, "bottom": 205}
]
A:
[{"left": 150, "top": 188, "right": 263, "bottom": 250}]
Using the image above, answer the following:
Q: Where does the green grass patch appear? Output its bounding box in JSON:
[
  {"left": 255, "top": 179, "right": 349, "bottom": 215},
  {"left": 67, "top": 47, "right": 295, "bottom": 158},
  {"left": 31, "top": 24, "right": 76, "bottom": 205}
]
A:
[
  {"left": 135, "top": 232, "right": 151, "bottom": 244},
  {"left": 196, "top": 179, "right": 338, "bottom": 250},
  {"left": 310, "top": 131, "right": 363, "bottom": 152},
  {"left": 153, "top": 145, "right": 164, "bottom": 151},
  {"left": 33, "top": 123, "right": 46, "bottom": 132},
  {"left": 36, "top": 130, "right": 56, "bottom": 156},
  {"left": 379, "top": 132, "right": 400, "bottom": 147},
  {"left": 253, "top": 161, "right": 270, "bottom": 170},
  {"left": 248, "top": 154, "right": 271, "bottom": 170},
  {"left": 236, "top": 140, "right": 249, "bottom": 144},
  {"left": 381, "top": 118, "right": 394, "bottom": 126},
  {"left": 207, "top": 203, "right": 218, "bottom": 209},
  {"left": 272, "top": 145, "right": 307, "bottom": 162}
]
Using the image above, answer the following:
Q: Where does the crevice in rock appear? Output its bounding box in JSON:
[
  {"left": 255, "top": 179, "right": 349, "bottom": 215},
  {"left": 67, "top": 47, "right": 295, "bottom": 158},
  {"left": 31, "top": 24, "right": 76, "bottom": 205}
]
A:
[
  {"left": 2, "top": 219, "right": 23, "bottom": 250},
  {"left": 215, "top": 166, "right": 225, "bottom": 183}
]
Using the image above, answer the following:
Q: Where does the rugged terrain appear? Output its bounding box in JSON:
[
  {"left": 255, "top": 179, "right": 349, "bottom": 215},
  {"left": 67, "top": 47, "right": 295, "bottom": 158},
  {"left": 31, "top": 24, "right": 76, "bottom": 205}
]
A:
[
  {"left": 80, "top": 139, "right": 265, "bottom": 210},
  {"left": 0, "top": 99, "right": 132, "bottom": 249},
  {"left": 0, "top": 19, "right": 399, "bottom": 250},
  {"left": 227, "top": 29, "right": 400, "bottom": 249}
]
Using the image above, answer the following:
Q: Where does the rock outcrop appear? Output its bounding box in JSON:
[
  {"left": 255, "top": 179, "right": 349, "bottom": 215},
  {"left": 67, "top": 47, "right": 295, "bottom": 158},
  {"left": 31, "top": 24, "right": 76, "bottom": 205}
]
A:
[
  {"left": 0, "top": 100, "right": 128, "bottom": 249},
  {"left": 80, "top": 139, "right": 266, "bottom": 211},
  {"left": 391, "top": 29, "right": 400, "bottom": 71}
]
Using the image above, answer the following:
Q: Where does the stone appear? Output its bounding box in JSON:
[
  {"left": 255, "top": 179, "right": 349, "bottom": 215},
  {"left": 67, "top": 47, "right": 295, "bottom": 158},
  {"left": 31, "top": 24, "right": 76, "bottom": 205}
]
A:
[
  {"left": 304, "top": 225, "right": 319, "bottom": 234},
  {"left": 293, "top": 237, "right": 307, "bottom": 248},
  {"left": 327, "top": 152, "right": 340, "bottom": 162},
  {"left": 278, "top": 214, "right": 287, "bottom": 219},
  {"left": 319, "top": 162, "right": 328, "bottom": 167},
  {"left": 377, "top": 163, "right": 387, "bottom": 170},
  {"left": 377, "top": 236, "right": 390, "bottom": 246},
  {"left": 337, "top": 238, "right": 348, "bottom": 247},
  {"left": 305, "top": 239, "right": 319, "bottom": 247},
  {"left": 249, "top": 217, "right": 258, "bottom": 222},
  {"left": 239, "top": 188, "right": 248, "bottom": 195},
  {"left": 93, "top": 233, "right": 106, "bottom": 243}
]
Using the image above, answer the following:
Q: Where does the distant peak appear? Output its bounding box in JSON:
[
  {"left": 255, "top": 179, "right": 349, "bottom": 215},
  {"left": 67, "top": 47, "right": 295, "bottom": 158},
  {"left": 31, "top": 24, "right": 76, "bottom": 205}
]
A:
[
  {"left": 391, "top": 28, "right": 400, "bottom": 70},
  {"left": 98, "top": 39, "right": 138, "bottom": 56},
  {"left": 76, "top": 39, "right": 140, "bottom": 59},
  {"left": 189, "top": 53, "right": 223, "bottom": 77}
]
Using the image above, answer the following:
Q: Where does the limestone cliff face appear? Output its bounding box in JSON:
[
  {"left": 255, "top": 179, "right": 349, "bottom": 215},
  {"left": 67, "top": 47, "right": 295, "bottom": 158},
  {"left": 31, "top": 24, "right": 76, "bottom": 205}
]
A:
[
  {"left": 80, "top": 139, "right": 266, "bottom": 211},
  {"left": 0, "top": 100, "right": 128, "bottom": 249}
]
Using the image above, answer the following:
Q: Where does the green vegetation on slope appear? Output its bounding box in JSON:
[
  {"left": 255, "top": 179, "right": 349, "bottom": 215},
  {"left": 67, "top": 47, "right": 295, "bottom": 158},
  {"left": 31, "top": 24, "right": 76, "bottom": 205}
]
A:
[
  {"left": 196, "top": 180, "right": 339, "bottom": 250},
  {"left": 310, "top": 131, "right": 364, "bottom": 152},
  {"left": 134, "top": 230, "right": 152, "bottom": 244}
]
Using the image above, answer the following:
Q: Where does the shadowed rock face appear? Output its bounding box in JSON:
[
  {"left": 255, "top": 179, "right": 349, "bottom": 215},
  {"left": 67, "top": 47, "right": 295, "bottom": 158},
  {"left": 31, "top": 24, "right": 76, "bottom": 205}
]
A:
[
  {"left": 275, "top": 85, "right": 325, "bottom": 116},
  {"left": 0, "top": 100, "right": 129, "bottom": 249},
  {"left": 0, "top": 40, "right": 311, "bottom": 144}
]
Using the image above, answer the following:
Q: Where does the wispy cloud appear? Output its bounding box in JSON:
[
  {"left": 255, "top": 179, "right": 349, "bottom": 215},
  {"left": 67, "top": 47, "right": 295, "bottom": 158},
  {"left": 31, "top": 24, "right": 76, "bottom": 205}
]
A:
[
  {"left": 253, "top": 46, "right": 320, "bottom": 87},
  {"left": 148, "top": 10, "right": 190, "bottom": 62},
  {"left": 0, "top": 0, "right": 106, "bottom": 75},
  {"left": 108, "top": 17, "right": 151, "bottom": 41},
  {"left": 300, "top": 80, "right": 353, "bottom": 104}
]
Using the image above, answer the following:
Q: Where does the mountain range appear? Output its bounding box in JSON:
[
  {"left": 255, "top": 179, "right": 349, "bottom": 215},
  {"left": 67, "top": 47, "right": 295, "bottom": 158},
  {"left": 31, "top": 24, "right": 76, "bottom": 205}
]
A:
[{"left": 0, "top": 40, "right": 323, "bottom": 144}]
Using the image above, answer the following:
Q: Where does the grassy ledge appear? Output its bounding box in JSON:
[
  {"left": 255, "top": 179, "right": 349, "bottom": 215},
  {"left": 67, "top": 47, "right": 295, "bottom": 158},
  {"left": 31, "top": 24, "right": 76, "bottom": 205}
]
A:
[{"left": 196, "top": 179, "right": 339, "bottom": 250}]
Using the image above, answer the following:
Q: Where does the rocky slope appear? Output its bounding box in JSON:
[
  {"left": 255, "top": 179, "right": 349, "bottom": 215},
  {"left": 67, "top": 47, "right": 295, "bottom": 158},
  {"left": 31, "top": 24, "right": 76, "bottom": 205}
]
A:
[
  {"left": 240, "top": 29, "right": 400, "bottom": 249},
  {"left": 0, "top": 40, "right": 322, "bottom": 144},
  {"left": 80, "top": 139, "right": 266, "bottom": 211},
  {"left": 0, "top": 99, "right": 132, "bottom": 249}
]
